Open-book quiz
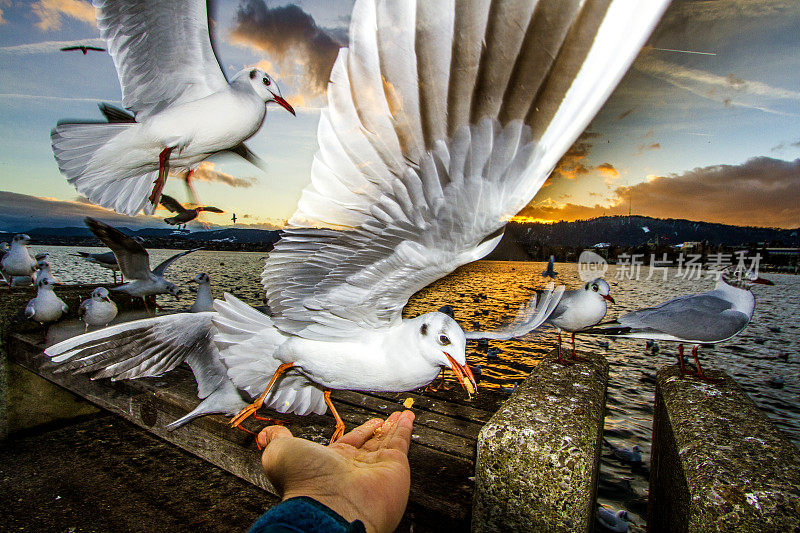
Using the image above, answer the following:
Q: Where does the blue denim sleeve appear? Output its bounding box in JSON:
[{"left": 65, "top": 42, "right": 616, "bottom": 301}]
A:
[{"left": 248, "top": 496, "right": 367, "bottom": 533}]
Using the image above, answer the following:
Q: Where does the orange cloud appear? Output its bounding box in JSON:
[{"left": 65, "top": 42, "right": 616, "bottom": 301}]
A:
[{"left": 32, "top": 0, "right": 94, "bottom": 31}]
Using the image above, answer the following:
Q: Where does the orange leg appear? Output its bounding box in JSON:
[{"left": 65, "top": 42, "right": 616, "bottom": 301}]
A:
[
  {"left": 324, "top": 389, "right": 345, "bottom": 445},
  {"left": 570, "top": 332, "right": 588, "bottom": 362},
  {"left": 230, "top": 363, "right": 294, "bottom": 429},
  {"left": 149, "top": 147, "right": 173, "bottom": 205},
  {"left": 677, "top": 344, "right": 687, "bottom": 375},
  {"left": 555, "top": 330, "right": 572, "bottom": 366},
  {"left": 691, "top": 345, "right": 722, "bottom": 384}
]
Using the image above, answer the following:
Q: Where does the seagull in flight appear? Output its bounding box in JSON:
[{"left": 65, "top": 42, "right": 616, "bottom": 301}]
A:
[
  {"left": 583, "top": 270, "right": 773, "bottom": 381},
  {"left": 84, "top": 218, "right": 201, "bottom": 314},
  {"left": 60, "top": 44, "right": 106, "bottom": 55},
  {"left": 51, "top": 0, "right": 295, "bottom": 216},
  {"left": 160, "top": 194, "right": 224, "bottom": 229},
  {"left": 46, "top": 0, "right": 669, "bottom": 442}
]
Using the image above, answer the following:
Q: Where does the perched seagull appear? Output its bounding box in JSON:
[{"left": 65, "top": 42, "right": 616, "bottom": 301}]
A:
[
  {"left": 1, "top": 234, "right": 37, "bottom": 282},
  {"left": 60, "top": 44, "right": 105, "bottom": 54},
  {"left": 25, "top": 278, "right": 68, "bottom": 335},
  {"left": 465, "top": 283, "right": 565, "bottom": 340},
  {"left": 45, "top": 0, "right": 669, "bottom": 442},
  {"left": 74, "top": 250, "right": 121, "bottom": 284},
  {"left": 583, "top": 270, "right": 773, "bottom": 381},
  {"left": 542, "top": 255, "right": 558, "bottom": 278},
  {"left": 51, "top": 0, "right": 295, "bottom": 217},
  {"left": 189, "top": 273, "right": 214, "bottom": 313},
  {"left": 546, "top": 278, "right": 614, "bottom": 364},
  {"left": 84, "top": 218, "right": 200, "bottom": 314},
  {"left": 596, "top": 506, "right": 633, "bottom": 532},
  {"left": 78, "top": 287, "right": 118, "bottom": 332},
  {"left": 34, "top": 260, "right": 59, "bottom": 286},
  {"left": 160, "top": 194, "right": 224, "bottom": 229}
]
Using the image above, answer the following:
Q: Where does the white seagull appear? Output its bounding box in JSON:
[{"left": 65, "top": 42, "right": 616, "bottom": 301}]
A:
[
  {"left": 189, "top": 273, "right": 214, "bottom": 313},
  {"left": 583, "top": 270, "right": 773, "bottom": 382},
  {"left": 1, "top": 234, "right": 37, "bottom": 282},
  {"left": 73, "top": 250, "right": 121, "bottom": 283},
  {"left": 35, "top": 259, "right": 59, "bottom": 286},
  {"left": 26, "top": 278, "right": 69, "bottom": 334},
  {"left": 84, "top": 217, "right": 201, "bottom": 314},
  {"left": 50, "top": 0, "right": 295, "bottom": 217},
  {"left": 46, "top": 0, "right": 669, "bottom": 442},
  {"left": 79, "top": 287, "right": 119, "bottom": 331},
  {"left": 546, "top": 278, "right": 614, "bottom": 364}
]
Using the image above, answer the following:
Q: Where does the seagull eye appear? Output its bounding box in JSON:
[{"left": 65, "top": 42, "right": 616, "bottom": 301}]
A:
[
  {"left": 262, "top": 77, "right": 271, "bottom": 86},
  {"left": 592, "top": 284, "right": 599, "bottom": 291},
  {"left": 439, "top": 335, "right": 451, "bottom": 346}
]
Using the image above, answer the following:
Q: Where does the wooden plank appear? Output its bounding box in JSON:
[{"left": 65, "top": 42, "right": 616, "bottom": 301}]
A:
[{"left": 7, "top": 332, "right": 479, "bottom": 521}]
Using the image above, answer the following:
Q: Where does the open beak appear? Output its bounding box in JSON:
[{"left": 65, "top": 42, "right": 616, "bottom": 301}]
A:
[
  {"left": 752, "top": 277, "right": 774, "bottom": 285},
  {"left": 272, "top": 96, "right": 296, "bottom": 116},
  {"left": 602, "top": 294, "right": 615, "bottom": 304},
  {"left": 445, "top": 354, "right": 477, "bottom": 397},
  {"left": 104, "top": 296, "right": 111, "bottom": 302}
]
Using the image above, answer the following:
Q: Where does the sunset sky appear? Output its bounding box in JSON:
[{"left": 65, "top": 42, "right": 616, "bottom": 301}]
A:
[{"left": 0, "top": 0, "right": 799, "bottom": 231}]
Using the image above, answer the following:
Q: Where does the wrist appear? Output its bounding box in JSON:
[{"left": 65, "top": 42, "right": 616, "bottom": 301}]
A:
[{"left": 282, "top": 491, "right": 374, "bottom": 532}]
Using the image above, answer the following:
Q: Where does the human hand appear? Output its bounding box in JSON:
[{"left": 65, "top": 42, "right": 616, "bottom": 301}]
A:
[{"left": 257, "top": 410, "right": 415, "bottom": 533}]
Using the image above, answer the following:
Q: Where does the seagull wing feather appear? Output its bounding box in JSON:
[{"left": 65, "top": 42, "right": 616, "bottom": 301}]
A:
[{"left": 85, "top": 217, "right": 151, "bottom": 280}]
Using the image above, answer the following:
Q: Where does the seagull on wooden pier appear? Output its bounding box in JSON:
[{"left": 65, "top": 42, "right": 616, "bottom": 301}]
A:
[
  {"left": 160, "top": 194, "right": 224, "bottom": 230},
  {"left": 25, "top": 278, "right": 68, "bottom": 336},
  {"left": 34, "top": 260, "right": 59, "bottom": 286},
  {"left": 51, "top": 0, "right": 295, "bottom": 216},
  {"left": 582, "top": 270, "right": 773, "bottom": 381},
  {"left": 1, "top": 234, "right": 36, "bottom": 283},
  {"left": 546, "top": 278, "right": 614, "bottom": 364},
  {"left": 79, "top": 287, "right": 118, "bottom": 332},
  {"left": 46, "top": 0, "right": 669, "bottom": 442},
  {"left": 74, "top": 250, "right": 121, "bottom": 284},
  {"left": 189, "top": 273, "right": 214, "bottom": 313},
  {"left": 84, "top": 217, "right": 200, "bottom": 314}
]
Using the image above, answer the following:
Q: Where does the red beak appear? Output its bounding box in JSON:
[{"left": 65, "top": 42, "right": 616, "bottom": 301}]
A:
[
  {"left": 602, "top": 294, "right": 615, "bottom": 304},
  {"left": 752, "top": 277, "right": 774, "bottom": 285},
  {"left": 445, "top": 354, "right": 477, "bottom": 397},
  {"left": 272, "top": 95, "right": 296, "bottom": 116}
]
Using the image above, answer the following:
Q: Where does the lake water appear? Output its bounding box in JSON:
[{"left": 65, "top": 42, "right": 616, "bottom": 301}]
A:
[{"left": 30, "top": 245, "right": 800, "bottom": 526}]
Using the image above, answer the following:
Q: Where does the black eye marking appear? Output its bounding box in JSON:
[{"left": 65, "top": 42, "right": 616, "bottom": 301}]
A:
[
  {"left": 592, "top": 284, "right": 599, "bottom": 291},
  {"left": 439, "top": 335, "right": 451, "bottom": 346},
  {"left": 262, "top": 77, "right": 271, "bottom": 86},
  {"left": 420, "top": 324, "right": 428, "bottom": 336},
  {"left": 249, "top": 69, "right": 256, "bottom": 79}
]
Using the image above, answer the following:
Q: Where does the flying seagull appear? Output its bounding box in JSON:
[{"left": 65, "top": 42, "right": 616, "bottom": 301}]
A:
[
  {"left": 51, "top": 0, "right": 295, "bottom": 217},
  {"left": 83, "top": 218, "right": 201, "bottom": 314},
  {"left": 160, "top": 194, "right": 224, "bottom": 229},
  {"left": 60, "top": 45, "right": 106, "bottom": 55},
  {"left": 582, "top": 270, "right": 773, "bottom": 381},
  {"left": 46, "top": 0, "right": 669, "bottom": 442}
]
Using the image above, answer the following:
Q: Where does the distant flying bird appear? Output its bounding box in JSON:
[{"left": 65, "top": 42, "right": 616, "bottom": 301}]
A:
[
  {"left": 51, "top": 0, "right": 295, "bottom": 216},
  {"left": 583, "top": 270, "right": 773, "bottom": 381},
  {"left": 73, "top": 250, "right": 121, "bottom": 284},
  {"left": 231, "top": 213, "right": 237, "bottom": 225},
  {"left": 60, "top": 45, "right": 106, "bottom": 55},
  {"left": 79, "top": 287, "right": 118, "bottom": 332},
  {"left": 84, "top": 218, "right": 201, "bottom": 314},
  {"left": 160, "top": 194, "right": 223, "bottom": 229},
  {"left": 45, "top": 0, "right": 669, "bottom": 442},
  {"left": 547, "top": 278, "right": 614, "bottom": 364},
  {"left": 1, "top": 234, "right": 36, "bottom": 282},
  {"left": 542, "top": 255, "right": 558, "bottom": 278}
]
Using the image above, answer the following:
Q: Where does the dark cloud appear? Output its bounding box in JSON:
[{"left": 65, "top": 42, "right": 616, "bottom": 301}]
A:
[
  {"left": 551, "top": 132, "right": 613, "bottom": 181},
  {"left": 517, "top": 157, "right": 800, "bottom": 228},
  {"left": 230, "top": 0, "right": 343, "bottom": 96}
]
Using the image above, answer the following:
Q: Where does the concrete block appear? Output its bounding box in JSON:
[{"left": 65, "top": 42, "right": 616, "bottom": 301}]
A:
[
  {"left": 649, "top": 365, "right": 800, "bottom": 532},
  {"left": 472, "top": 352, "right": 609, "bottom": 532}
]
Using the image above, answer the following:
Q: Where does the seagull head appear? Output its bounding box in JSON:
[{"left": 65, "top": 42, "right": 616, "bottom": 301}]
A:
[
  {"left": 92, "top": 287, "right": 111, "bottom": 301},
  {"left": 722, "top": 268, "right": 774, "bottom": 288},
  {"left": 37, "top": 277, "right": 56, "bottom": 290},
  {"left": 13, "top": 234, "right": 31, "bottom": 245},
  {"left": 415, "top": 312, "right": 476, "bottom": 396},
  {"left": 36, "top": 260, "right": 50, "bottom": 270},
  {"left": 191, "top": 272, "right": 210, "bottom": 284},
  {"left": 166, "top": 282, "right": 182, "bottom": 300},
  {"left": 242, "top": 68, "right": 295, "bottom": 116},
  {"left": 584, "top": 277, "right": 614, "bottom": 304}
]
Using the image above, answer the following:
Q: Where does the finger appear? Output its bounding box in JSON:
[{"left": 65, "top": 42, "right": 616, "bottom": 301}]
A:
[
  {"left": 381, "top": 410, "right": 415, "bottom": 455},
  {"left": 363, "top": 410, "right": 412, "bottom": 453},
  {"left": 335, "top": 418, "right": 384, "bottom": 449},
  {"left": 257, "top": 424, "right": 293, "bottom": 449}
]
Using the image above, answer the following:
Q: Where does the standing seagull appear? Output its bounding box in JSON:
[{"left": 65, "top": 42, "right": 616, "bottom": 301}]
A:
[
  {"left": 74, "top": 250, "right": 121, "bottom": 283},
  {"left": 542, "top": 255, "right": 558, "bottom": 278},
  {"left": 1, "top": 234, "right": 37, "bottom": 282},
  {"left": 79, "top": 287, "right": 118, "bottom": 331},
  {"left": 45, "top": 0, "right": 669, "bottom": 441},
  {"left": 189, "top": 273, "right": 214, "bottom": 313},
  {"left": 34, "top": 260, "right": 59, "bottom": 286},
  {"left": 546, "top": 278, "right": 614, "bottom": 364},
  {"left": 51, "top": 0, "right": 296, "bottom": 216},
  {"left": 25, "top": 278, "right": 69, "bottom": 337},
  {"left": 583, "top": 270, "right": 773, "bottom": 382},
  {"left": 160, "top": 194, "right": 224, "bottom": 230},
  {"left": 84, "top": 218, "right": 201, "bottom": 314}
]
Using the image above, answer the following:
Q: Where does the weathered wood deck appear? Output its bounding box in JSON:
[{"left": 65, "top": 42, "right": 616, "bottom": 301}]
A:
[{"left": 6, "top": 323, "right": 508, "bottom": 526}]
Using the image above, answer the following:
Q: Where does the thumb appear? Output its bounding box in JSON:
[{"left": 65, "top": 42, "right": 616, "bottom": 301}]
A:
[{"left": 257, "top": 425, "right": 293, "bottom": 449}]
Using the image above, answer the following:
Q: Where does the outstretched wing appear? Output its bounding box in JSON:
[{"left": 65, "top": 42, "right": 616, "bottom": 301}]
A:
[
  {"left": 159, "top": 194, "right": 186, "bottom": 214},
  {"left": 261, "top": 0, "right": 669, "bottom": 340},
  {"left": 85, "top": 217, "right": 151, "bottom": 280},
  {"left": 465, "top": 283, "right": 565, "bottom": 340},
  {"left": 93, "top": 0, "right": 229, "bottom": 120},
  {"left": 153, "top": 247, "right": 203, "bottom": 277}
]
